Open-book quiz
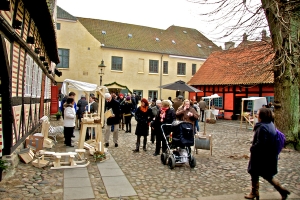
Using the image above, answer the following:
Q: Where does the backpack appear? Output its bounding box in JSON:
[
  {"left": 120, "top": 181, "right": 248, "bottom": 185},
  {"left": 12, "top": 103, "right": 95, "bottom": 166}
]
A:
[{"left": 276, "top": 128, "right": 286, "bottom": 155}]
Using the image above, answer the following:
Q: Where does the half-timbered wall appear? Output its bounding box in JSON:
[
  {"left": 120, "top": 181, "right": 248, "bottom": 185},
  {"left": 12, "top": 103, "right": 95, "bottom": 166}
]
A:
[
  {"left": 0, "top": 81, "right": 2, "bottom": 157},
  {"left": 190, "top": 84, "right": 274, "bottom": 119},
  {"left": 0, "top": 0, "right": 57, "bottom": 155}
]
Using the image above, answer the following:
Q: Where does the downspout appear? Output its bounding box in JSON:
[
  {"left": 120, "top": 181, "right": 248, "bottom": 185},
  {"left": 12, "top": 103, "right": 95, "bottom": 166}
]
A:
[{"left": 160, "top": 54, "right": 163, "bottom": 99}]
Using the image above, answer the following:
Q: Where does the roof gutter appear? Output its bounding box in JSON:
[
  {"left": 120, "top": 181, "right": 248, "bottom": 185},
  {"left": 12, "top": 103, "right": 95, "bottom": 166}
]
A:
[
  {"left": 160, "top": 54, "right": 163, "bottom": 99},
  {"left": 169, "top": 55, "right": 206, "bottom": 61}
]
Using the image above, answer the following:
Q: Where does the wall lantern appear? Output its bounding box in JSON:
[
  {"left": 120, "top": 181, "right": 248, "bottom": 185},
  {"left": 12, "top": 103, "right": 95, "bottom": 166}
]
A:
[
  {"left": 39, "top": 56, "right": 45, "bottom": 61},
  {"left": 13, "top": 19, "right": 22, "bottom": 29},
  {"left": 35, "top": 48, "right": 40, "bottom": 54},
  {"left": 26, "top": 36, "right": 35, "bottom": 44},
  {"left": 0, "top": 0, "right": 10, "bottom": 11}
]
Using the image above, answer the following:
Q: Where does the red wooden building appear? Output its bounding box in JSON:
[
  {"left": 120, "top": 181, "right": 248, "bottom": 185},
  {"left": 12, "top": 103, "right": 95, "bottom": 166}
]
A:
[
  {"left": 0, "top": 0, "right": 60, "bottom": 157},
  {"left": 188, "top": 41, "right": 274, "bottom": 119}
]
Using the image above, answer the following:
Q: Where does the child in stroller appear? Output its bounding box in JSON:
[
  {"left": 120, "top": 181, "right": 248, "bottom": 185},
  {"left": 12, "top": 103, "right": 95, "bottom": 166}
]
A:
[{"left": 161, "top": 121, "right": 196, "bottom": 169}]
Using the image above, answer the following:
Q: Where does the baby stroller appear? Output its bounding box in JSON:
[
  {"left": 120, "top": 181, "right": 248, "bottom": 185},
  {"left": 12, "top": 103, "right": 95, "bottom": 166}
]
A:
[{"left": 161, "top": 121, "right": 196, "bottom": 169}]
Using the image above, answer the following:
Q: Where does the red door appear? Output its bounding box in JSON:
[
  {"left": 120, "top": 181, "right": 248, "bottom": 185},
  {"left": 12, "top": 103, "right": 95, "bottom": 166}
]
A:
[{"left": 50, "top": 86, "right": 59, "bottom": 114}]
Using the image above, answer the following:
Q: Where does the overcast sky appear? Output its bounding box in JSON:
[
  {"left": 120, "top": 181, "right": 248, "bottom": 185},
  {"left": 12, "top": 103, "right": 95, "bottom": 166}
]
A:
[{"left": 56, "top": 0, "right": 266, "bottom": 48}]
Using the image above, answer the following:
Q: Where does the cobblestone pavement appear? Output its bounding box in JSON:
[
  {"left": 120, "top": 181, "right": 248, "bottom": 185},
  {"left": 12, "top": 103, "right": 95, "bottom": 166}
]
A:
[{"left": 0, "top": 119, "right": 300, "bottom": 200}]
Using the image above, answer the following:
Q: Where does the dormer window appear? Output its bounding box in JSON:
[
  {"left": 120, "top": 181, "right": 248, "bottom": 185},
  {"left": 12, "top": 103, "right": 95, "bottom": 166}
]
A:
[
  {"left": 128, "top": 34, "right": 132, "bottom": 38},
  {"left": 208, "top": 46, "right": 212, "bottom": 48},
  {"left": 197, "top": 44, "right": 201, "bottom": 48},
  {"left": 183, "top": 31, "right": 187, "bottom": 34},
  {"left": 102, "top": 30, "right": 106, "bottom": 34},
  {"left": 172, "top": 40, "right": 176, "bottom": 44},
  {"left": 155, "top": 38, "right": 159, "bottom": 41}
]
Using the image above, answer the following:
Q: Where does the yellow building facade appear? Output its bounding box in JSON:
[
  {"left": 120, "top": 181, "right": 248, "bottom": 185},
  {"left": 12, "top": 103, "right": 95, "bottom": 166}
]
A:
[{"left": 55, "top": 6, "right": 220, "bottom": 101}]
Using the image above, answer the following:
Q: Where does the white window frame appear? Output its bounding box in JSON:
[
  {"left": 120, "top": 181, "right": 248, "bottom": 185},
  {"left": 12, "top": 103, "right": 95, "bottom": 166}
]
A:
[
  {"left": 25, "top": 55, "right": 33, "bottom": 97},
  {"left": 36, "top": 68, "right": 42, "bottom": 97},
  {"left": 31, "top": 62, "right": 38, "bottom": 97},
  {"left": 44, "top": 77, "right": 49, "bottom": 99}
]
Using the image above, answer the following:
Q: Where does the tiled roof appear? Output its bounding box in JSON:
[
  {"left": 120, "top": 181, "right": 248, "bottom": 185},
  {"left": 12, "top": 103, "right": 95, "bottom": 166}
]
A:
[
  {"left": 188, "top": 41, "right": 274, "bottom": 85},
  {"left": 77, "top": 17, "right": 220, "bottom": 58},
  {"left": 57, "top": 6, "right": 77, "bottom": 21}
]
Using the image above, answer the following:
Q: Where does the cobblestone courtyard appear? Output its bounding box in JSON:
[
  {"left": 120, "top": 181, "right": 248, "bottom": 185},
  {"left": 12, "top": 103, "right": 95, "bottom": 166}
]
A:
[{"left": 0, "top": 119, "right": 299, "bottom": 200}]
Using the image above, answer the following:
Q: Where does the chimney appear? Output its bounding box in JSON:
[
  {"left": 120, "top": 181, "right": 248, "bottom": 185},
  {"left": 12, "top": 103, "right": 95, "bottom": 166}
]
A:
[
  {"left": 243, "top": 33, "right": 248, "bottom": 41},
  {"left": 261, "top": 30, "right": 267, "bottom": 41},
  {"left": 224, "top": 41, "right": 235, "bottom": 50}
]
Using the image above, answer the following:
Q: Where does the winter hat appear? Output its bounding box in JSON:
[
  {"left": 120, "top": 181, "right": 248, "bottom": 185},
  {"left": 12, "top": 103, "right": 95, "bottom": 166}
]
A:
[
  {"left": 119, "top": 93, "right": 124, "bottom": 97},
  {"left": 126, "top": 96, "right": 130, "bottom": 101},
  {"left": 156, "top": 100, "right": 162, "bottom": 105},
  {"left": 141, "top": 98, "right": 149, "bottom": 106},
  {"left": 105, "top": 93, "right": 111, "bottom": 99}
]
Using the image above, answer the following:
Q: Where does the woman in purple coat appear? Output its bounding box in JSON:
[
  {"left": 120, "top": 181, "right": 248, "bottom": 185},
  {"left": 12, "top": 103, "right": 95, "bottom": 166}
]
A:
[{"left": 245, "top": 108, "right": 290, "bottom": 200}]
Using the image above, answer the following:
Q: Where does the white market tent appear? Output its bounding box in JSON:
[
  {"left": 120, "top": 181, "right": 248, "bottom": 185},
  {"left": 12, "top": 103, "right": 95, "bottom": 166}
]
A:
[
  {"left": 202, "top": 94, "right": 221, "bottom": 110},
  {"left": 61, "top": 79, "right": 108, "bottom": 126},
  {"left": 240, "top": 97, "right": 267, "bottom": 129}
]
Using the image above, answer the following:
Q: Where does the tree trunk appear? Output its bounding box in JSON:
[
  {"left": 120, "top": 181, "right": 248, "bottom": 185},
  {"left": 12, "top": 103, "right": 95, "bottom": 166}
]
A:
[{"left": 261, "top": 0, "right": 300, "bottom": 147}]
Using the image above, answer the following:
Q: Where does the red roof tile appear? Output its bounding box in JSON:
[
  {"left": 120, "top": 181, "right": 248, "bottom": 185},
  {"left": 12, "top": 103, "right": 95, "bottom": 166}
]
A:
[{"left": 188, "top": 41, "right": 274, "bottom": 85}]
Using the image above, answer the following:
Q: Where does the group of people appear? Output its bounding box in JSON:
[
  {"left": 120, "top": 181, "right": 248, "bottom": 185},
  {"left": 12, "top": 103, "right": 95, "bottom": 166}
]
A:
[{"left": 60, "top": 91, "right": 290, "bottom": 200}]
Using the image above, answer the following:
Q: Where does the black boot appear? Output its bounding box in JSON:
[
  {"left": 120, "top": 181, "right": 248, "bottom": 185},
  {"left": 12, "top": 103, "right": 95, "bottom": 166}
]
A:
[
  {"left": 143, "top": 137, "right": 147, "bottom": 151},
  {"left": 125, "top": 124, "right": 129, "bottom": 133},
  {"left": 132, "top": 143, "right": 139, "bottom": 153},
  {"left": 129, "top": 124, "right": 131, "bottom": 133},
  {"left": 268, "top": 178, "right": 290, "bottom": 200},
  {"left": 244, "top": 181, "right": 259, "bottom": 200}
]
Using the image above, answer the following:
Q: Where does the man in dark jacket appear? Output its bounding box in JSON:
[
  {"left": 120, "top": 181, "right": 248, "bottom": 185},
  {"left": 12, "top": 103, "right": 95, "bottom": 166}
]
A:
[
  {"left": 77, "top": 95, "right": 88, "bottom": 130},
  {"left": 173, "top": 95, "right": 183, "bottom": 112},
  {"left": 104, "top": 93, "right": 120, "bottom": 147}
]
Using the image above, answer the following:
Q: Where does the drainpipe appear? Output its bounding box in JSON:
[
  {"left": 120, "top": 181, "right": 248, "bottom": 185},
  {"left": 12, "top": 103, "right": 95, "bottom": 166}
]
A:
[{"left": 160, "top": 54, "right": 163, "bottom": 99}]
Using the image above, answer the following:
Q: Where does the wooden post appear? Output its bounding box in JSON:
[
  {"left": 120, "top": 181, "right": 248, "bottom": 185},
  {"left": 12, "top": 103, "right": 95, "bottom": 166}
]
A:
[{"left": 240, "top": 99, "right": 244, "bottom": 129}]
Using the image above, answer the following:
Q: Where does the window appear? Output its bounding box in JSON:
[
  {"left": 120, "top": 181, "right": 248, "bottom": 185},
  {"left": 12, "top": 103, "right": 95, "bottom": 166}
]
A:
[
  {"left": 31, "top": 62, "right": 38, "bottom": 97},
  {"left": 213, "top": 97, "right": 223, "bottom": 108},
  {"left": 111, "top": 56, "right": 123, "bottom": 71},
  {"left": 44, "top": 76, "right": 50, "bottom": 99},
  {"left": 148, "top": 90, "right": 158, "bottom": 100},
  {"left": 56, "top": 23, "right": 61, "bottom": 30},
  {"left": 149, "top": 60, "right": 158, "bottom": 73},
  {"left": 192, "top": 64, "right": 196, "bottom": 75},
  {"left": 37, "top": 68, "right": 42, "bottom": 97},
  {"left": 56, "top": 48, "right": 69, "bottom": 68},
  {"left": 265, "top": 96, "right": 274, "bottom": 104},
  {"left": 25, "top": 55, "right": 33, "bottom": 96},
  {"left": 163, "top": 61, "right": 168, "bottom": 74},
  {"left": 177, "top": 62, "right": 186, "bottom": 75}
]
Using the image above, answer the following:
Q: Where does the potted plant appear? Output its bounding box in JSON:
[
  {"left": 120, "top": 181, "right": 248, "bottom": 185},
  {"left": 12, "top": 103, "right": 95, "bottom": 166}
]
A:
[
  {"left": 93, "top": 151, "right": 106, "bottom": 162},
  {"left": 0, "top": 159, "right": 8, "bottom": 182},
  {"left": 55, "top": 111, "right": 62, "bottom": 120}
]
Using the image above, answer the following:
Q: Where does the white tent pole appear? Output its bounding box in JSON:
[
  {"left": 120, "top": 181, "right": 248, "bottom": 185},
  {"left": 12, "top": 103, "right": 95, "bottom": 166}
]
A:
[{"left": 240, "top": 100, "right": 244, "bottom": 129}]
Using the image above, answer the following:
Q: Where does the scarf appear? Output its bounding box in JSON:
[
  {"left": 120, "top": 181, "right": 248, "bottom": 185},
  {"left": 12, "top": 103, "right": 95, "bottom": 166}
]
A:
[
  {"left": 140, "top": 106, "right": 148, "bottom": 113},
  {"left": 160, "top": 107, "right": 168, "bottom": 122}
]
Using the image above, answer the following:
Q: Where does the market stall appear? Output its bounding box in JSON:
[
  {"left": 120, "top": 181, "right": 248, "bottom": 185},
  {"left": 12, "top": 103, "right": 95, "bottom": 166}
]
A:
[
  {"left": 202, "top": 94, "right": 221, "bottom": 121},
  {"left": 240, "top": 97, "right": 267, "bottom": 129},
  {"left": 61, "top": 79, "right": 108, "bottom": 153}
]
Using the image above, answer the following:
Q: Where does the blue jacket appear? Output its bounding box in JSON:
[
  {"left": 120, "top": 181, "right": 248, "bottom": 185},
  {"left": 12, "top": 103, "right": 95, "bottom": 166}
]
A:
[{"left": 248, "top": 122, "right": 278, "bottom": 177}]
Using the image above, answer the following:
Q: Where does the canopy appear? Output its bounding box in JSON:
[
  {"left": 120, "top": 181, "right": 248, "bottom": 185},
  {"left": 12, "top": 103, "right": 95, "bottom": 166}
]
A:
[
  {"left": 158, "top": 80, "right": 202, "bottom": 92},
  {"left": 202, "top": 94, "right": 221, "bottom": 110},
  {"left": 61, "top": 79, "right": 106, "bottom": 95},
  {"left": 241, "top": 97, "right": 267, "bottom": 112},
  {"left": 61, "top": 79, "right": 108, "bottom": 126}
]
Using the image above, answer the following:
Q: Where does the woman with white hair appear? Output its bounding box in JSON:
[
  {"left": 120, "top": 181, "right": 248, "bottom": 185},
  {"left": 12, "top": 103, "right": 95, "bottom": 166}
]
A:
[{"left": 152, "top": 100, "right": 176, "bottom": 156}]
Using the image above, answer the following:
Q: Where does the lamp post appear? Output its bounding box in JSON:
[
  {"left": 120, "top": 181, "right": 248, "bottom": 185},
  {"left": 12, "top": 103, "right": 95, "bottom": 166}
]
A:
[{"left": 98, "top": 60, "right": 106, "bottom": 86}]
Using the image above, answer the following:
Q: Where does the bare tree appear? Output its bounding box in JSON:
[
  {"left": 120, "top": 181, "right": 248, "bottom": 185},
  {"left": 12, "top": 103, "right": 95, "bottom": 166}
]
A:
[{"left": 189, "top": 0, "right": 300, "bottom": 148}]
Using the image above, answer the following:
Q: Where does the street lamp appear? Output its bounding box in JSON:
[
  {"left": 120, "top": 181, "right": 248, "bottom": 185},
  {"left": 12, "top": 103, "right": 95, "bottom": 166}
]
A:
[{"left": 98, "top": 60, "right": 106, "bottom": 86}]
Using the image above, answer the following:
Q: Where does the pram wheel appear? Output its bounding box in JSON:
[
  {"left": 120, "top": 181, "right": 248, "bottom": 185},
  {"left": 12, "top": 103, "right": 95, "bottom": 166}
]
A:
[
  {"left": 161, "top": 153, "right": 167, "bottom": 165},
  {"left": 189, "top": 156, "right": 196, "bottom": 168},
  {"left": 168, "top": 156, "right": 175, "bottom": 169}
]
